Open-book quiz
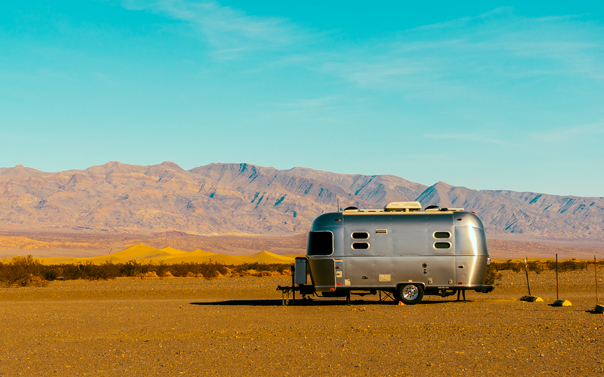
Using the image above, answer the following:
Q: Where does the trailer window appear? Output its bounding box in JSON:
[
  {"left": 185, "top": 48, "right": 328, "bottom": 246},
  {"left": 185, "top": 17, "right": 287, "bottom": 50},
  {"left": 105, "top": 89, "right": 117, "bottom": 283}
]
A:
[
  {"left": 434, "top": 231, "right": 451, "bottom": 239},
  {"left": 352, "top": 242, "right": 370, "bottom": 250},
  {"left": 307, "top": 231, "right": 333, "bottom": 256},
  {"left": 434, "top": 242, "right": 451, "bottom": 249},
  {"left": 351, "top": 232, "right": 370, "bottom": 239}
]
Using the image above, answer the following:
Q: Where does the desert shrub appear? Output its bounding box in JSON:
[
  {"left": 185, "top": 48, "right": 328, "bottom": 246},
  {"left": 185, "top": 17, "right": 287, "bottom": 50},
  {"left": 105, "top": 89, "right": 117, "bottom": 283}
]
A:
[
  {"left": 544, "top": 260, "right": 556, "bottom": 271},
  {"left": 138, "top": 262, "right": 152, "bottom": 275},
  {"left": 0, "top": 256, "right": 48, "bottom": 287},
  {"left": 491, "top": 259, "right": 597, "bottom": 273},
  {"left": 61, "top": 264, "right": 83, "bottom": 280},
  {"left": 542, "top": 259, "right": 588, "bottom": 272},
  {"left": 197, "top": 261, "right": 228, "bottom": 279},
  {"left": 120, "top": 261, "right": 139, "bottom": 277},
  {"left": 484, "top": 264, "right": 503, "bottom": 285},
  {"left": 170, "top": 262, "right": 197, "bottom": 277},
  {"left": 558, "top": 260, "right": 586, "bottom": 272},
  {"left": 154, "top": 261, "right": 170, "bottom": 277},
  {"left": 526, "top": 261, "right": 541, "bottom": 274},
  {"left": 233, "top": 263, "right": 290, "bottom": 274},
  {"left": 0, "top": 258, "right": 294, "bottom": 286},
  {"left": 43, "top": 268, "right": 59, "bottom": 281},
  {"left": 495, "top": 260, "right": 522, "bottom": 273},
  {"left": 79, "top": 261, "right": 121, "bottom": 280},
  {"left": 0, "top": 261, "right": 7, "bottom": 282}
]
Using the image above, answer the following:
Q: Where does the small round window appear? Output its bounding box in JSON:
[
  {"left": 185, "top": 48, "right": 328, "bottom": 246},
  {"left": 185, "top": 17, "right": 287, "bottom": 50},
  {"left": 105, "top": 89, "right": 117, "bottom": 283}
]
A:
[
  {"left": 352, "top": 242, "right": 370, "bottom": 250},
  {"left": 351, "top": 232, "right": 370, "bottom": 240}
]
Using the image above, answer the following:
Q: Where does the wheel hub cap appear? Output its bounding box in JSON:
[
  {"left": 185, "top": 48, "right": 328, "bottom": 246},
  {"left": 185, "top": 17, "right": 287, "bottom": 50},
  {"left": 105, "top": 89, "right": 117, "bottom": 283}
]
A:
[{"left": 403, "top": 285, "right": 419, "bottom": 300}]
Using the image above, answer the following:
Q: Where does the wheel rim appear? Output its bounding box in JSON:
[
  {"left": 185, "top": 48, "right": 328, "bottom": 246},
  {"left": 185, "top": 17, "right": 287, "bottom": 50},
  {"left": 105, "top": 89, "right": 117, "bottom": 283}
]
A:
[{"left": 402, "top": 285, "right": 419, "bottom": 301}]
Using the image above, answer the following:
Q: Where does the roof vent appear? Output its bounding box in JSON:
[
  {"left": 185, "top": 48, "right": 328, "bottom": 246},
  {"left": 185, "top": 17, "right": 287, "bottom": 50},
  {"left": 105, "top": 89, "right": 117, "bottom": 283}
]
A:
[{"left": 384, "top": 201, "right": 422, "bottom": 212}]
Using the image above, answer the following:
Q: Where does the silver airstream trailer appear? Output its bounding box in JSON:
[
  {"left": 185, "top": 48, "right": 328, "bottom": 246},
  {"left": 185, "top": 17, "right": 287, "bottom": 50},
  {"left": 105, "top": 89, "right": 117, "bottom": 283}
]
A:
[{"left": 288, "top": 202, "right": 493, "bottom": 305}]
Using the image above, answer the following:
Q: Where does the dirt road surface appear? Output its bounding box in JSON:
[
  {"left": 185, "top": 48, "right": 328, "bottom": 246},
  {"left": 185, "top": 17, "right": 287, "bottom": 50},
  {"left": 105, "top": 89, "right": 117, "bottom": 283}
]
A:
[{"left": 1, "top": 270, "right": 603, "bottom": 376}]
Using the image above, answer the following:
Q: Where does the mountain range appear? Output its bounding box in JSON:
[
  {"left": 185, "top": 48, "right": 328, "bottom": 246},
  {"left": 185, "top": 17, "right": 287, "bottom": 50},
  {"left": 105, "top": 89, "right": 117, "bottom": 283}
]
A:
[{"left": 0, "top": 162, "right": 602, "bottom": 245}]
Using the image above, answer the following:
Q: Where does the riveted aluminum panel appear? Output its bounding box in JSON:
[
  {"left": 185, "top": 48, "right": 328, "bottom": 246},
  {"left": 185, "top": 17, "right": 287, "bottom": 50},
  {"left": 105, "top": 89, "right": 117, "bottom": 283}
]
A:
[
  {"left": 453, "top": 212, "right": 488, "bottom": 286},
  {"left": 454, "top": 213, "right": 488, "bottom": 256},
  {"left": 344, "top": 255, "right": 455, "bottom": 288},
  {"left": 455, "top": 255, "right": 489, "bottom": 286},
  {"left": 343, "top": 213, "right": 455, "bottom": 257}
]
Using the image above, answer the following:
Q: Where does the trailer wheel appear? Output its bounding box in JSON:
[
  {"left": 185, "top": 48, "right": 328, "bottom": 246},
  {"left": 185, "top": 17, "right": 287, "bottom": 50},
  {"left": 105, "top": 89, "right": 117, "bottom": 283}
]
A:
[{"left": 397, "top": 284, "right": 424, "bottom": 305}]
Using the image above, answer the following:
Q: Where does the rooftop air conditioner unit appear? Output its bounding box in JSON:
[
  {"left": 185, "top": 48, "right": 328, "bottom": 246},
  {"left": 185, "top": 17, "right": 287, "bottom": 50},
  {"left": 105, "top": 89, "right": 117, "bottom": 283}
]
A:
[{"left": 384, "top": 201, "right": 422, "bottom": 212}]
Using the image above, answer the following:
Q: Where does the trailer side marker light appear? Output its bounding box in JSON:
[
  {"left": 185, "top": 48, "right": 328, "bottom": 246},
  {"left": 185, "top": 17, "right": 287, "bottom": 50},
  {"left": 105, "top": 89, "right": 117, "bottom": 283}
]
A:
[
  {"left": 330, "top": 288, "right": 335, "bottom": 291},
  {"left": 337, "top": 283, "right": 341, "bottom": 286},
  {"left": 335, "top": 266, "right": 341, "bottom": 269},
  {"left": 458, "top": 282, "right": 463, "bottom": 285}
]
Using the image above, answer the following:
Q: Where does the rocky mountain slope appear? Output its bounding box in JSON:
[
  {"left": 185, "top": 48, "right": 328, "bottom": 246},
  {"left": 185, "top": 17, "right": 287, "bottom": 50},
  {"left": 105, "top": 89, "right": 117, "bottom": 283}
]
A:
[{"left": 0, "top": 162, "right": 602, "bottom": 243}]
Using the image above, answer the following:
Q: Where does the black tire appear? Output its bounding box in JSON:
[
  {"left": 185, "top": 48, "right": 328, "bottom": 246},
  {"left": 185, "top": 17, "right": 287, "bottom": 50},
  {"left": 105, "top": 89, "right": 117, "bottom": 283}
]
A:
[{"left": 397, "top": 284, "right": 424, "bottom": 305}]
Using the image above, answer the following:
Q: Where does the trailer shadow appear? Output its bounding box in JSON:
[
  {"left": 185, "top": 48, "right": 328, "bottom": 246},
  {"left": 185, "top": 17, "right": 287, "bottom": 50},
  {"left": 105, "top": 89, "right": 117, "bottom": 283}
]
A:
[{"left": 190, "top": 298, "right": 468, "bottom": 307}]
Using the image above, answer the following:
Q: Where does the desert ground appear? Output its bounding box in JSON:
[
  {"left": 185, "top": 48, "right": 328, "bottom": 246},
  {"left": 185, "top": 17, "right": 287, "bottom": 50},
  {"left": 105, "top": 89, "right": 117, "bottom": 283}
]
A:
[{"left": 1, "top": 269, "right": 603, "bottom": 376}]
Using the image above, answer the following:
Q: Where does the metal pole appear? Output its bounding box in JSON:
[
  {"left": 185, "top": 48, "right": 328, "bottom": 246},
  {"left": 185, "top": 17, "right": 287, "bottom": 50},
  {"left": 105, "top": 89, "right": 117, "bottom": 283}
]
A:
[
  {"left": 556, "top": 254, "right": 559, "bottom": 301},
  {"left": 524, "top": 257, "right": 531, "bottom": 296},
  {"left": 596, "top": 255, "right": 599, "bottom": 306}
]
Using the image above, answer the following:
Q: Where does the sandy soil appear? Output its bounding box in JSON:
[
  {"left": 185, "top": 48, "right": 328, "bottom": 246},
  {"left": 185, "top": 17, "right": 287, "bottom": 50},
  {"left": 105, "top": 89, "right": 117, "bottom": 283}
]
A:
[{"left": 1, "top": 270, "right": 603, "bottom": 376}]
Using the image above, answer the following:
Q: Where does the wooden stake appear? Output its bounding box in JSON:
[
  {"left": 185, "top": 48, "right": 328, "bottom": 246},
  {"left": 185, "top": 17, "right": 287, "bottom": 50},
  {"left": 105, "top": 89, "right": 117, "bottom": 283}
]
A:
[
  {"left": 556, "top": 254, "right": 559, "bottom": 301},
  {"left": 596, "top": 255, "right": 599, "bottom": 307}
]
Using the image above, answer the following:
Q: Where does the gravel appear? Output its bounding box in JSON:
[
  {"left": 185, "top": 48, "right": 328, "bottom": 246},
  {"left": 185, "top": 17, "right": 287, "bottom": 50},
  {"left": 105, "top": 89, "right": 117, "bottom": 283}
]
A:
[{"left": 1, "top": 270, "right": 603, "bottom": 376}]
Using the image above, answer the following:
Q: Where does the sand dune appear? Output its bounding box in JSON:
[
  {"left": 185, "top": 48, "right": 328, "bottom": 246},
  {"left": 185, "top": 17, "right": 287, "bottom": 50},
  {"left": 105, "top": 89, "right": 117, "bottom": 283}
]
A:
[
  {"left": 160, "top": 252, "right": 243, "bottom": 265},
  {"left": 15, "top": 245, "right": 297, "bottom": 265},
  {"left": 238, "top": 250, "right": 296, "bottom": 264}
]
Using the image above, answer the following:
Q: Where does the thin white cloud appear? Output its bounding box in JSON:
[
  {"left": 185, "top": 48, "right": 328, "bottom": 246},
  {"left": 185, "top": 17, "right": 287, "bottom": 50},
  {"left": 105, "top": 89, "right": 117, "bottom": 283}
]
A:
[
  {"left": 39, "top": 68, "right": 75, "bottom": 81},
  {"left": 270, "top": 96, "right": 340, "bottom": 109},
  {"left": 424, "top": 134, "right": 522, "bottom": 147},
  {"left": 531, "top": 123, "right": 604, "bottom": 143},
  {"left": 408, "top": 7, "right": 513, "bottom": 32},
  {"left": 121, "top": 2, "right": 604, "bottom": 102},
  {"left": 317, "top": 9, "right": 604, "bottom": 101},
  {"left": 122, "top": 0, "right": 307, "bottom": 56},
  {"left": 92, "top": 72, "right": 120, "bottom": 86}
]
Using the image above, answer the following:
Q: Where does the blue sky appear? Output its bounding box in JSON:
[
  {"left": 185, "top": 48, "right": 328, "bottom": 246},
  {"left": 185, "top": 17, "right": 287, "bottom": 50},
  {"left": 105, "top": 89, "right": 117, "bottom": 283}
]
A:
[{"left": 1, "top": 1, "right": 603, "bottom": 197}]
